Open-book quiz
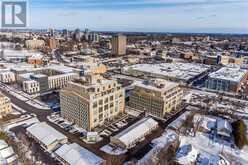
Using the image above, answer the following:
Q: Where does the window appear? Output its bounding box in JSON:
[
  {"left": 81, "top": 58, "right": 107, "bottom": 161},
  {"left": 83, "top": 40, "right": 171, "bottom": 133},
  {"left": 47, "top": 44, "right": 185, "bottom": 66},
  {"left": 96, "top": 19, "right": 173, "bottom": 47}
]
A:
[
  {"left": 99, "top": 107, "right": 103, "bottom": 113},
  {"left": 99, "top": 114, "right": 103, "bottom": 120},
  {"left": 110, "top": 103, "right": 114, "bottom": 108},
  {"left": 93, "top": 102, "right": 97, "bottom": 108}
]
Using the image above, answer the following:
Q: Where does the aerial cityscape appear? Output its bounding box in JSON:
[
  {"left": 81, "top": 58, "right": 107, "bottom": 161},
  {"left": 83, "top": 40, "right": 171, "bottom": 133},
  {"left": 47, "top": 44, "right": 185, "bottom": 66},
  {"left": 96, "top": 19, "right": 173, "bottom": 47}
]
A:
[{"left": 0, "top": 0, "right": 248, "bottom": 165}]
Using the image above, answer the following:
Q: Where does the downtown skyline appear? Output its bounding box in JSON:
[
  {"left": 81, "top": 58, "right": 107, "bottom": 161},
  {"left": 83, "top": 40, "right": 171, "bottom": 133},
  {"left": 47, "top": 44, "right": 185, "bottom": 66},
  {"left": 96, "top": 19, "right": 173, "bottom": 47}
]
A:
[{"left": 12, "top": 0, "right": 248, "bottom": 33}]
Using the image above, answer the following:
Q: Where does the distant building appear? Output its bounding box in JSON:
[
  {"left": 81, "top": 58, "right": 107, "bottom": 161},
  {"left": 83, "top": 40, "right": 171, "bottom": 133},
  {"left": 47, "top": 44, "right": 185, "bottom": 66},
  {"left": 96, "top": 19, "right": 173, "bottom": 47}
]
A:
[
  {"left": 27, "top": 53, "right": 43, "bottom": 65},
  {"left": 203, "top": 55, "right": 221, "bottom": 65},
  {"left": 23, "top": 80, "right": 40, "bottom": 94},
  {"left": 0, "top": 92, "right": 12, "bottom": 119},
  {"left": 0, "top": 71, "right": 15, "bottom": 83},
  {"left": 48, "top": 38, "right": 58, "bottom": 49},
  {"left": 73, "top": 29, "right": 81, "bottom": 42},
  {"left": 84, "top": 28, "right": 90, "bottom": 41},
  {"left": 25, "top": 39, "right": 45, "bottom": 49},
  {"left": 129, "top": 79, "right": 183, "bottom": 118},
  {"left": 110, "top": 117, "right": 158, "bottom": 149},
  {"left": 220, "top": 55, "right": 244, "bottom": 65},
  {"left": 48, "top": 28, "right": 55, "bottom": 37},
  {"left": 48, "top": 73, "right": 77, "bottom": 89},
  {"left": 16, "top": 66, "right": 78, "bottom": 93},
  {"left": 88, "top": 33, "right": 100, "bottom": 43},
  {"left": 62, "top": 29, "right": 69, "bottom": 37},
  {"left": 30, "top": 74, "right": 49, "bottom": 93},
  {"left": 124, "top": 63, "right": 211, "bottom": 84},
  {"left": 205, "top": 66, "right": 248, "bottom": 93},
  {"left": 111, "top": 34, "right": 127, "bottom": 56},
  {"left": 60, "top": 74, "right": 125, "bottom": 131}
]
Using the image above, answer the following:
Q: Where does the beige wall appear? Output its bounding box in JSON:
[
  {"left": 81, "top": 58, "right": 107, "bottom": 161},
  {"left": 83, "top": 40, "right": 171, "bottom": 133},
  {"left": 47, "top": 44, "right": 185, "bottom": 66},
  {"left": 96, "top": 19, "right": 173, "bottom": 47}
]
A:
[
  {"left": 60, "top": 77, "right": 125, "bottom": 131},
  {"left": 129, "top": 85, "right": 183, "bottom": 118},
  {"left": 0, "top": 93, "right": 12, "bottom": 118}
]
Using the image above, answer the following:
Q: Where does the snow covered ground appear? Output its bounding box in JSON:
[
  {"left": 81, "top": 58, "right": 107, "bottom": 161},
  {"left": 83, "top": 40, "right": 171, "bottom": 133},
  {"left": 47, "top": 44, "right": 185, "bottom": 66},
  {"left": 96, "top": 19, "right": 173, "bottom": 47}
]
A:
[
  {"left": 137, "top": 129, "right": 179, "bottom": 165},
  {"left": 179, "top": 132, "right": 248, "bottom": 164},
  {"left": 100, "top": 145, "right": 127, "bottom": 155}
]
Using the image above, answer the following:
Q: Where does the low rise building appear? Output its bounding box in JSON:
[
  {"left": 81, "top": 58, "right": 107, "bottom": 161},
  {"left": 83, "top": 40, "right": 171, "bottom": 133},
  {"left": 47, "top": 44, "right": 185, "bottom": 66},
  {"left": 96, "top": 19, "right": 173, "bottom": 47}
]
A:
[
  {"left": 0, "top": 92, "right": 12, "bottom": 119},
  {"left": 23, "top": 80, "right": 40, "bottom": 94},
  {"left": 0, "top": 71, "right": 15, "bottom": 83},
  {"left": 55, "top": 143, "right": 105, "bottom": 165},
  {"left": 110, "top": 117, "right": 158, "bottom": 149},
  {"left": 0, "top": 140, "right": 18, "bottom": 165},
  {"left": 60, "top": 74, "right": 125, "bottom": 131},
  {"left": 48, "top": 73, "right": 78, "bottom": 89},
  {"left": 48, "top": 38, "right": 58, "bottom": 49},
  {"left": 26, "top": 122, "right": 68, "bottom": 152},
  {"left": 27, "top": 54, "right": 43, "bottom": 65},
  {"left": 124, "top": 63, "right": 211, "bottom": 84},
  {"left": 129, "top": 79, "right": 183, "bottom": 118},
  {"left": 25, "top": 39, "right": 45, "bottom": 49},
  {"left": 16, "top": 66, "right": 79, "bottom": 93},
  {"left": 220, "top": 55, "right": 245, "bottom": 65},
  {"left": 205, "top": 66, "right": 248, "bottom": 93}
]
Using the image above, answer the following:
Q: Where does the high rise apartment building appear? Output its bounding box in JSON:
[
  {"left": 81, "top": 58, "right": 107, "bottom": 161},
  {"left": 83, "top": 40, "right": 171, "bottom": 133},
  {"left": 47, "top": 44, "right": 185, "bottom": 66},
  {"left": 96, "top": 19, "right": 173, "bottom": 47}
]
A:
[{"left": 111, "top": 34, "right": 127, "bottom": 56}]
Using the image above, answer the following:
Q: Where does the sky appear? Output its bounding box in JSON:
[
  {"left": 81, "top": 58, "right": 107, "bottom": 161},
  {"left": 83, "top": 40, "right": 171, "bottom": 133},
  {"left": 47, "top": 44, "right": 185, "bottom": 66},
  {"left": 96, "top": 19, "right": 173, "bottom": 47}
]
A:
[{"left": 27, "top": 0, "right": 248, "bottom": 33}]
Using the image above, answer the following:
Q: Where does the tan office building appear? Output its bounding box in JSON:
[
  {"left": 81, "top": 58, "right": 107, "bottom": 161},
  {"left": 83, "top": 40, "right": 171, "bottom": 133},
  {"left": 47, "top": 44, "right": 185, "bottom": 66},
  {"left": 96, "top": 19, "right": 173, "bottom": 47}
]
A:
[
  {"left": 48, "top": 38, "right": 58, "bottom": 49},
  {"left": 60, "top": 74, "right": 125, "bottom": 131},
  {"left": 111, "top": 35, "right": 127, "bottom": 56},
  {"left": 0, "top": 92, "right": 12, "bottom": 118},
  {"left": 129, "top": 79, "right": 183, "bottom": 118},
  {"left": 25, "top": 39, "right": 45, "bottom": 49}
]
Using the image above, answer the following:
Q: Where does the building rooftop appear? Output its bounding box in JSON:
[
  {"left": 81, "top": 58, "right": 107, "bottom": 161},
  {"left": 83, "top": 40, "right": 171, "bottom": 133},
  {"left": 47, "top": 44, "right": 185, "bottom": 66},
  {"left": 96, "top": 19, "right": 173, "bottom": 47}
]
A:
[
  {"left": 126, "top": 63, "right": 210, "bottom": 82},
  {"left": 134, "top": 79, "right": 179, "bottom": 93},
  {"left": 48, "top": 64, "right": 74, "bottom": 74},
  {"left": 26, "top": 122, "right": 67, "bottom": 146},
  {"left": 31, "top": 74, "right": 48, "bottom": 79},
  {"left": 113, "top": 117, "right": 158, "bottom": 147},
  {"left": 208, "top": 66, "right": 247, "bottom": 83},
  {"left": 55, "top": 143, "right": 104, "bottom": 165},
  {"left": 0, "top": 140, "right": 18, "bottom": 165}
]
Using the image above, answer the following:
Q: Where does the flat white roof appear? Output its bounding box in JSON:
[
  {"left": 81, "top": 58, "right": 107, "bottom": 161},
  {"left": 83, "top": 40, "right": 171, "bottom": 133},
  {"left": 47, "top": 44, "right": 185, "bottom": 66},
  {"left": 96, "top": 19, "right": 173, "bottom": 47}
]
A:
[
  {"left": 26, "top": 122, "right": 67, "bottom": 146},
  {"left": 127, "top": 63, "right": 210, "bottom": 81},
  {"left": 134, "top": 79, "right": 179, "bottom": 92},
  {"left": 0, "top": 147, "right": 15, "bottom": 159},
  {"left": 0, "top": 140, "right": 8, "bottom": 150},
  {"left": 113, "top": 117, "right": 158, "bottom": 147},
  {"left": 208, "top": 66, "right": 247, "bottom": 83},
  {"left": 48, "top": 64, "right": 74, "bottom": 74},
  {"left": 55, "top": 143, "right": 104, "bottom": 165}
]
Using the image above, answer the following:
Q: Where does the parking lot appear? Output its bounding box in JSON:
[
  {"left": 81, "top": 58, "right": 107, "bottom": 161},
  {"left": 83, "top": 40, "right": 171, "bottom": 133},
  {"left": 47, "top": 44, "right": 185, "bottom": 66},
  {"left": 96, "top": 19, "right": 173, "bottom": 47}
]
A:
[{"left": 47, "top": 111, "right": 142, "bottom": 141}]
